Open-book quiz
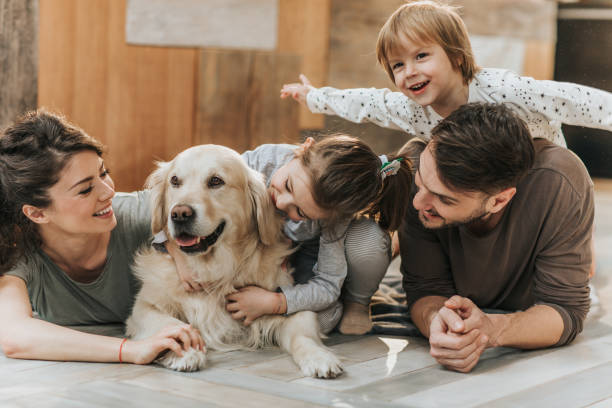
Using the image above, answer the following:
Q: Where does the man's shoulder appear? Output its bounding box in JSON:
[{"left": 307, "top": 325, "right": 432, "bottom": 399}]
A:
[{"left": 528, "top": 140, "right": 592, "bottom": 197}]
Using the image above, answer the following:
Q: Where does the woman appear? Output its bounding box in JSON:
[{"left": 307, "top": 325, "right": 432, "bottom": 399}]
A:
[{"left": 0, "top": 110, "right": 203, "bottom": 363}]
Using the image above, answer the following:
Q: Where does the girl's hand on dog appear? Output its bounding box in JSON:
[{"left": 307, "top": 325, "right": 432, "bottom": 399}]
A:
[
  {"left": 125, "top": 324, "right": 205, "bottom": 365},
  {"left": 226, "top": 286, "right": 288, "bottom": 326}
]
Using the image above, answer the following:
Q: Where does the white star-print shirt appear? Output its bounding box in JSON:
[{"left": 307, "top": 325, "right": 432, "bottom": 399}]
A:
[{"left": 307, "top": 68, "right": 612, "bottom": 147}]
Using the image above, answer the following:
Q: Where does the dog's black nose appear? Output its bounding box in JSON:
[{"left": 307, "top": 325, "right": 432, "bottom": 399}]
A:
[{"left": 171, "top": 205, "right": 194, "bottom": 223}]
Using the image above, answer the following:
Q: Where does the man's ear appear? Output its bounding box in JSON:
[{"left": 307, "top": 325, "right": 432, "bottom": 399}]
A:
[
  {"left": 488, "top": 187, "right": 516, "bottom": 214},
  {"left": 22, "top": 204, "right": 49, "bottom": 224}
]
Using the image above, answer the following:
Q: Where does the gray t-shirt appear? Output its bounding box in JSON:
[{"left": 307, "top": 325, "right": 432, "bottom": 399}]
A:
[
  {"left": 242, "top": 144, "right": 350, "bottom": 314},
  {"left": 6, "top": 191, "right": 152, "bottom": 326},
  {"left": 400, "top": 139, "right": 593, "bottom": 346}
]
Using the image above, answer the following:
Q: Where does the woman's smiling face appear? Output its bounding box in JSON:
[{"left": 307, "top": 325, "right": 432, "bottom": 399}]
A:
[{"left": 38, "top": 150, "right": 117, "bottom": 235}]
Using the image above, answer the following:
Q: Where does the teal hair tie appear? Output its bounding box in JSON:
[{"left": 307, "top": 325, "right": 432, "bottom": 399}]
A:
[
  {"left": 381, "top": 157, "right": 404, "bottom": 170},
  {"left": 380, "top": 157, "right": 403, "bottom": 180}
]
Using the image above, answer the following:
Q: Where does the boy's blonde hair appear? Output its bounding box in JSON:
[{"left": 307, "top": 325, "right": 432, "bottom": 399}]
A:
[{"left": 376, "top": 0, "right": 478, "bottom": 85}]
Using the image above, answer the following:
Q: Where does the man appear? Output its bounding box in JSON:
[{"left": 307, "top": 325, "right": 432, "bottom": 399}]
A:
[{"left": 400, "top": 103, "right": 593, "bottom": 373}]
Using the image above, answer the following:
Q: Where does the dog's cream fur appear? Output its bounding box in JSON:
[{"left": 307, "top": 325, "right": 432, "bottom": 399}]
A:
[{"left": 125, "top": 145, "right": 342, "bottom": 378}]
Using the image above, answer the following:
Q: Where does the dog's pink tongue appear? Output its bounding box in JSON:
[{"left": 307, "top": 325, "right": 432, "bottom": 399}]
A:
[{"left": 176, "top": 235, "right": 198, "bottom": 247}]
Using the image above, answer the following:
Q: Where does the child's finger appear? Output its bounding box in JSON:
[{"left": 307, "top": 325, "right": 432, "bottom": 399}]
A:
[
  {"left": 299, "top": 74, "right": 311, "bottom": 86},
  {"left": 226, "top": 301, "right": 240, "bottom": 312},
  {"left": 230, "top": 310, "right": 245, "bottom": 321}
]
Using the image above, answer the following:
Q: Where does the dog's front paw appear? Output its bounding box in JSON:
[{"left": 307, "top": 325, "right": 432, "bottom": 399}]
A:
[
  {"left": 297, "top": 347, "right": 343, "bottom": 379},
  {"left": 157, "top": 348, "right": 207, "bottom": 372}
]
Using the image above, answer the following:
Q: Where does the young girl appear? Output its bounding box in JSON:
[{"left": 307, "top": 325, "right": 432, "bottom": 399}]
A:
[
  {"left": 280, "top": 0, "right": 612, "bottom": 147},
  {"left": 170, "top": 135, "right": 413, "bottom": 335},
  {"left": 0, "top": 110, "right": 204, "bottom": 363}
]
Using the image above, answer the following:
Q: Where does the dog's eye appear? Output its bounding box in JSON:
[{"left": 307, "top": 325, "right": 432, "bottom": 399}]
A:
[
  {"left": 170, "top": 175, "right": 180, "bottom": 187},
  {"left": 208, "top": 176, "right": 224, "bottom": 188}
]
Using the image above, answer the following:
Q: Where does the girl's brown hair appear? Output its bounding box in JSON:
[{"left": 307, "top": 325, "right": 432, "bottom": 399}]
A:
[
  {"left": 298, "top": 134, "right": 412, "bottom": 231},
  {"left": 376, "top": 0, "right": 478, "bottom": 85},
  {"left": 0, "top": 109, "right": 104, "bottom": 273}
]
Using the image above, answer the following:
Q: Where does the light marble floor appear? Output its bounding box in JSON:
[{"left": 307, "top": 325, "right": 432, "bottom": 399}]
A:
[{"left": 2, "top": 180, "right": 612, "bottom": 407}]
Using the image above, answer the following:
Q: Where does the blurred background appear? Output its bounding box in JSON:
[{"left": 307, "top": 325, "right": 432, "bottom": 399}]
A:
[{"left": 0, "top": 0, "right": 611, "bottom": 192}]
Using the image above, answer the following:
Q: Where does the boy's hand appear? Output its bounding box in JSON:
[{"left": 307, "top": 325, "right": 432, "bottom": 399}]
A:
[
  {"left": 226, "top": 286, "right": 287, "bottom": 326},
  {"left": 280, "top": 74, "right": 313, "bottom": 105}
]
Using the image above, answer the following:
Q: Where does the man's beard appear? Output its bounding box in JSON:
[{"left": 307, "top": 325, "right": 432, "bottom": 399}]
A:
[{"left": 419, "top": 201, "right": 490, "bottom": 230}]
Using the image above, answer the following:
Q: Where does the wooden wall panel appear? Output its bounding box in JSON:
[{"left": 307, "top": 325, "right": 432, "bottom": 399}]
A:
[
  {"left": 328, "top": 0, "right": 403, "bottom": 90},
  {"left": 277, "top": 0, "right": 331, "bottom": 130},
  {"left": 0, "top": 0, "right": 38, "bottom": 129},
  {"left": 195, "top": 50, "right": 301, "bottom": 152},
  {"left": 455, "top": 0, "right": 557, "bottom": 41},
  {"left": 325, "top": 0, "right": 408, "bottom": 155},
  {"left": 523, "top": 40, "right": 556, "bottom": 80},
  {"left": 38, "top": 0, "right": 198, "bottom": 192},
  {"left": 126, "top": 0, "right": 278, "bottom": 50},
  {"left": 455, "top": 0, "right": 557, "bottom": 80}
]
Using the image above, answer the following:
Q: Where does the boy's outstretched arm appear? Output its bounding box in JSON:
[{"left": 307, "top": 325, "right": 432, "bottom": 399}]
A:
[
  {"left": 280, "top": 74, "right": 313, "bottom": 105},
  {"left": 282, "top": 76, "right": 419, "bottom": 134}
]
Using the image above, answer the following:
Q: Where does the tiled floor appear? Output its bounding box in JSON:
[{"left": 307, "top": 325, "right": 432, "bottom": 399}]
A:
[{"left": 2, "top": 180, "right": 612, "bottom": 407}]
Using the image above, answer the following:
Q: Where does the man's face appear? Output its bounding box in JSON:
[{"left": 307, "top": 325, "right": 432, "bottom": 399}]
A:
[{"left": 413, "top": 146, "right": 493, "bottom": 229}]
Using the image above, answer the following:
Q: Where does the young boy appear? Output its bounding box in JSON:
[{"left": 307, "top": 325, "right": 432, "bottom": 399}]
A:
[{"left": 281, "top": 0, "right": 612, "bottom": 147}]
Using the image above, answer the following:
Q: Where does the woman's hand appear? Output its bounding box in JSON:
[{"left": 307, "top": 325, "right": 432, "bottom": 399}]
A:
[
  {"left": 123, "top": 324, "right": 205, "bottom": 365},
  {"left": 280, "top": 74, "right": 313, "bottom": 105},
  {"left": 226, "top": 286, "right": 287, "bottom": 326}
]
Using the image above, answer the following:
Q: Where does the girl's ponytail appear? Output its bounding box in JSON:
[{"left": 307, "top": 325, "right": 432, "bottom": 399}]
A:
[{"left": 364, "top": 154, "right": 413, "bottom": 231}]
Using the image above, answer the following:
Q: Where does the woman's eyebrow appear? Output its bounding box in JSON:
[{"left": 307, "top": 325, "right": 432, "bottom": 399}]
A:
[{"left": 68, "top": 162, "right": 104, "bottom": 191}]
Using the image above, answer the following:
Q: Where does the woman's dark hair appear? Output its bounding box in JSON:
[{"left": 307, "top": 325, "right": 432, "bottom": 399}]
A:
[
  {"left": 299, "top": 134, "right": 412, "bottom": 231},
  {"left": 429, "top": 102, "right": 535, "bottom": 194},
  {"left": 0, "top": 109, "right": 104, "bottom": 273}
]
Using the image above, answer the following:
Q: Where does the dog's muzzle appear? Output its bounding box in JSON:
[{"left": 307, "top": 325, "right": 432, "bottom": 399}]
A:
[{"left": 175, "top": 220, "right": 226, "bottom": 254}]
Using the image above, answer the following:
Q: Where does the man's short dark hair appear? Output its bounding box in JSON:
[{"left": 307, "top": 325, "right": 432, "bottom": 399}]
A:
[{"left": 429, "top": 103, "right": 535, "bottom": 194}]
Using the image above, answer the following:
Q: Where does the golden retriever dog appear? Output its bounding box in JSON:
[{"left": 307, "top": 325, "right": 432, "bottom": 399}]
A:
[{"left": 126, "top": 145, "right": 343, "bottom": 378}]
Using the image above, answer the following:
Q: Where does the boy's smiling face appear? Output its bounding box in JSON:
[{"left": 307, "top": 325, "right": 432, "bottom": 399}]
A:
[{"left": 387, "top": 34, "right": 468, "bottom": 117}]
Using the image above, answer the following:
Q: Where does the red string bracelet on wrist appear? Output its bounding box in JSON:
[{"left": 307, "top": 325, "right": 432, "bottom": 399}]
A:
[{"left": 118, "top": 338, "right": 128, "bottom": 363}]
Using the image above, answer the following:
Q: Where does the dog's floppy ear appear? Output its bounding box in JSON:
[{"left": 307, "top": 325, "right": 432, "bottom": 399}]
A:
[
  {"left": 247, "top": 168, "right": 279, "bottom": 246},
  {"left": 146, "top": 161, "right": 171, "bottom": 234}
]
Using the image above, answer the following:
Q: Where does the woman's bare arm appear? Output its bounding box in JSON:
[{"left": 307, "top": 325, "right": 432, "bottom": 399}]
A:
[{"left": 0, "top": 275, "right": 204, "bottom": 363}]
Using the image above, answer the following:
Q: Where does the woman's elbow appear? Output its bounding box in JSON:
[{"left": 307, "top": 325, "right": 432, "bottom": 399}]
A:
[
  {"left": 0, "top": 337, "right": 26, "bottom": 358},
  {"left": 0, "top": 326, "right": 33, "bottom": 359}
]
